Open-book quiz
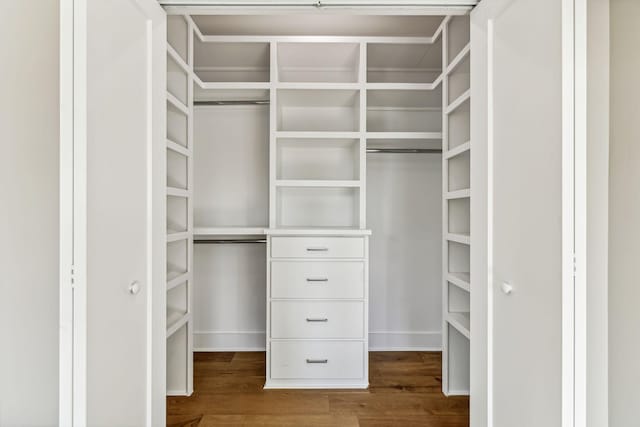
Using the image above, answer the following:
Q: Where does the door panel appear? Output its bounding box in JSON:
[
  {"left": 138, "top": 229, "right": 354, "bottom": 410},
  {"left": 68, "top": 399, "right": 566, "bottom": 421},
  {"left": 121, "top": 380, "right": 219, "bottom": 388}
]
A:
[
  {"left": 85, "top": 0, "right": 165, "bottom": 425},
  {"left": 471, "top": 1, "right": 563, "bottom": 426}
]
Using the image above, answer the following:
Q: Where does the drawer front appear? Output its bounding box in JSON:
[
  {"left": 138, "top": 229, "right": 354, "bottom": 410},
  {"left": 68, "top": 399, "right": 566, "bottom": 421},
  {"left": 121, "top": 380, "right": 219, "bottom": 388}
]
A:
[
  {"left": 270, "top": 341, "right": 364, "bottom": 380},
  {"left": 271, "top": 237, "right": 364, "bottom": 259},
  {"left": 271, "top": 301, "right": 364, "bottom": 339},
  {"left": 271, "top": 261, "right": 365, "bottom": 299}
]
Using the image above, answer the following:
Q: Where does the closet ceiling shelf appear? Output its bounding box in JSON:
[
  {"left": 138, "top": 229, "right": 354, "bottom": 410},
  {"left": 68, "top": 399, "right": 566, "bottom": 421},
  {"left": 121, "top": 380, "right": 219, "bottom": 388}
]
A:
[
  {"left": 446, "top": 232, "right": 470, "bottom": 245},
  {"left": 444, "top": 141, "right": 470, "bottom": 159},
  {"left": 167, "top": 312, "right": 191, "bottom": 339},
  {"left": 447, "top": 272, "right": 470, "bottom": 292},
  {"left": 446, "top": 312, "right": 470, "bottom": 339}
]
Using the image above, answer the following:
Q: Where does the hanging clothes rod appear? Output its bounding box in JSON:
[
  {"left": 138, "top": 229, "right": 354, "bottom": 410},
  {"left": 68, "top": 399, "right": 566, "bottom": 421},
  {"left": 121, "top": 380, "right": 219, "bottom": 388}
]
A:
[
  {"left": 194, "top": 100, "right": 270, "bottom": 106},
  {"left": 366, "top": 148, "right": 442, "bottom": 154},
  {"left": 194, "top": 238, "right": 267, "bottom": 244}
]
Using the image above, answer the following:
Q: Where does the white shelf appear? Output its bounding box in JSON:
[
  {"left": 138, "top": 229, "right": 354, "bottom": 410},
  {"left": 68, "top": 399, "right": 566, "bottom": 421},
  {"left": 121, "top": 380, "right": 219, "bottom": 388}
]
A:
[
  {"left": 446, "top": 232, "right": 470, "bottom": 245},
  {"left": 444, "top": 141, "right": 470, "bottom": 159},
  {"left": 276, "top": 82, "right": 360, "bottom": 90},
  {"left": 265, "top": 227, "right": 372, "bottom": 236},
  {"left": 166, "top": 139, "right": 191, "bottom": 157},
  {"left": 167, "top": 312, "right": 190, "bottom": 339},
  {"left": 445, "top": 189, "right": 470, "bottom": 200},
  {"left": 167, "top": 91, "right": 189, "bottom": 116},
  {"left": 193, "top": 226, "right": 267, "bottom": 236},
  {"left": 447, "top": 312, "right": 470, "bottom": 339},
  {"left": 167, "top": 271, "right": 190, "bottom": 291},
  {"left": 167, "top": 44, "right": 191, "bottom": 75},
  {"left": 447, "top": 272, "right": 470, "bottom": 293},
  {"left": 276, "top": 131, "right": 360, "bottom": 139},
  {"left": 196, "top": 81, "right": 270, "bottom": 90},
  {"left": 166, "top": 187, "right": 189, "bottom": 198},
  {"left": 365, "top": 82, "right": 440, "bottom": 91},
  {"left": 445, "top": 89, "right": 471, "bottom": 115},
  {"left": 275, "top": 179, "right": 361, "bottom": 188},
  {"left": 446, "top": 42, "right": 470, "bottom": 75},
  {"left": 167, "top": 231, "right": 189, "bottom": 243},
  {"left": 366, "top": 132, "right": 442, "bottom": 140}
]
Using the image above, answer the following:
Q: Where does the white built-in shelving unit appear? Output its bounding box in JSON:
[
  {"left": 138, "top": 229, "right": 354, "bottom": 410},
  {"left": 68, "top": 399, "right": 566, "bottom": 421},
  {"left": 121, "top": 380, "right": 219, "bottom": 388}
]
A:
[
  {"left": 166, "top": 14, "right": 194, "bottom": 397},
  {"left": 166, "top": 12, "right": 471, "bottom": 394},
  {"left": 441, "top": 15, "right": 471, "bottom": 396}
]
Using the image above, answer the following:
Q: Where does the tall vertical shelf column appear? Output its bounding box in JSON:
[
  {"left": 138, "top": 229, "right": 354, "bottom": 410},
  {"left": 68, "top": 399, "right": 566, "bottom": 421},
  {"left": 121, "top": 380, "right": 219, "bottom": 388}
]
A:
[
  {"left": 442, "top": 15, "right": 471, "bottom": 396},
  {"left": 166, "top": 14, "right": 194, "bottom": 397}
]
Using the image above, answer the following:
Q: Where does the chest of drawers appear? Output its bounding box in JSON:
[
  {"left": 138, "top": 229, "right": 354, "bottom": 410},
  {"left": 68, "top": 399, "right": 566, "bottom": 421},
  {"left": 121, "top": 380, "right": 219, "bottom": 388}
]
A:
[{"left": 265, "top": 234, "right": 369, "bottom": 389}]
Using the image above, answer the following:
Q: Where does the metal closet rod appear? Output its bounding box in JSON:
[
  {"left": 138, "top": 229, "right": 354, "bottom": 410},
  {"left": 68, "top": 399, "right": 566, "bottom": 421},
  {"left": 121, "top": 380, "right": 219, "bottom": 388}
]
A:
[
  {"left": 367, "top": 148, "right": 442, "bottom": 154},
  {"left": 194, "top": 238, "right": 267, "bottom": 244},
  {"left": 194, "top": 100, "right": 270, "bottom": 106}
]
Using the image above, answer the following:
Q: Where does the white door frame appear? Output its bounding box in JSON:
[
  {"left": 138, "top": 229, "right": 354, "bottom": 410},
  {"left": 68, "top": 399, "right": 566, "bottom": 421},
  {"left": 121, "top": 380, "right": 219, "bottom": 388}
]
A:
[{"left": 59, "top": 1, "right": 589, "bottom": 426}]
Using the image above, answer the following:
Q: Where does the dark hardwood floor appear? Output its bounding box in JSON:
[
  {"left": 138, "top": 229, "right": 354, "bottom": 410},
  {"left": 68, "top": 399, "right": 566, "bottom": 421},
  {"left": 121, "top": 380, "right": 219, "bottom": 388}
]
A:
[{"left": 167, "top": 351, "right": 469, "bottom": 427}]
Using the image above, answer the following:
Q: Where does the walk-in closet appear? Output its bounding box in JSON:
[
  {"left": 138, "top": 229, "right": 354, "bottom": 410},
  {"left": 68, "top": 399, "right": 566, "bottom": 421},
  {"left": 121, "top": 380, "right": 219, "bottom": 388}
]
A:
[{"left": 163, "top": 8, "right": 472, "bottom": 403}]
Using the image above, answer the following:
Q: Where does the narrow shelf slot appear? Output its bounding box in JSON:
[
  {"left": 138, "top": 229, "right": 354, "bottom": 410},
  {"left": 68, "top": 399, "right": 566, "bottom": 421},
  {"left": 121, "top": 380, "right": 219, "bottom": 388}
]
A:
[
  {"left": 167, "top": 92, "right": 189, "bottom": 116},
  {"left": 445, "top": 189, "right": 471, "bottom": 200},
  {"left": 367, "top": 42, "right": 442, "bottom": 84},
  {"left": 446, "top": 43, "right": 470, "bottom": 75},
  {"left": 166, "top": 187, "right": 189, "bottom": 198},
  {"left": 447, "top": 312, "right": 470, "bottom": 339},
  {"left": 446, "top": 232, "right": 471, "bottom": 245},
  {"left": 366, "top": 132, "right": 443, "bottom": 140},
  {"left": 167, "top": 231, "right": 190, "bottom": 243},
  {"left": 444, "top": 141, "right": 470, "bottom": 159},
  {"left": 447, "top": 272, "right": 471, "bottom": 293},
  {"left": 167, "top": 272, "right": 190, "bottom": 291},
  {"left": 276, "top": 131, "right": 361, "bottom": 139},
  {"left": 193, "top": 226, "right": 267, "bottom": 237},
  {"left": 278, "top": 42, "right": 360, "bottom": 83},
  {"left": 167, "top": 313, "right": 190, "bottom": 339},
  {"left": 445, "top": 89, "right": 471, "bottom": 115},
  {"left": 167, "top": 139, "right": 191, "bottom": 157},
  {"left": 167, "top": 44, "right": 191, "bottom": 75},
  {"left": 194, "top": 40, "right": 270, "bottom": 83}
]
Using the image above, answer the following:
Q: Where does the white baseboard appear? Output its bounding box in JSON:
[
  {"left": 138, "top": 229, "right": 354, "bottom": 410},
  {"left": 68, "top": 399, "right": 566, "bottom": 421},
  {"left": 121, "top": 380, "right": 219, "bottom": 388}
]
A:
[
  {"left": 368, "top": 330, "right": 442, "bottom": 351},
  {"left": 194, "top": 331, "right": 266, "bottom": 352},
  {"left": 194, "top": 330, "right": 441, "bottom": 352}
]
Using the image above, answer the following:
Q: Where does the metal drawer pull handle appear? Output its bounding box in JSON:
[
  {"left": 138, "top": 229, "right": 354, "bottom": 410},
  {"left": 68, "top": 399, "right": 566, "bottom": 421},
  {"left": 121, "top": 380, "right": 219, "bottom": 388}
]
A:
[
  {"left": 306, "top": 359, "right": 328, "bottom": 364},
  {"left": 306, "top": 247, "right": 328, "bottom": 252},
  {"left": 306, "top": 318, "right": 328, "bottom": 322},
  {"left": 306, "top": 277, "right": 328, "bottom": 282}
]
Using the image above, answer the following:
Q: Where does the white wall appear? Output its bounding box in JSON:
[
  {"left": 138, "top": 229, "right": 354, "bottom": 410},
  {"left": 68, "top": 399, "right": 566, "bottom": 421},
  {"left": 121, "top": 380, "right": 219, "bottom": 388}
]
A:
[
  {"left": 0, "top": 1, "right": 60, "bottom": 425},
  {"left": 609, "top": 1, "right": 640, "bottom": 425},
  {"left": 367, "top": 153, "right": 443, "bottom": 350}
]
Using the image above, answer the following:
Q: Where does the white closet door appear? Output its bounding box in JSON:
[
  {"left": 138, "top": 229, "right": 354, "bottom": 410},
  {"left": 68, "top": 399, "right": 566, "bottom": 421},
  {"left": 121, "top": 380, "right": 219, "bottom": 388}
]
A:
[
  {"left": 471, "top": 1, "right": 564, "bottom": 426},
  {"left": 79, "top": 0, "right": 166, "bottom": 425}
]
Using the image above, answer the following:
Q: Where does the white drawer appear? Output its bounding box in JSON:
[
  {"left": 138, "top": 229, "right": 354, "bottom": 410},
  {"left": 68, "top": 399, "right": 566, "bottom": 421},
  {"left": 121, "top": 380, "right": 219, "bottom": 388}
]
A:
[
  {"left": 270, "top": 301, "right": 364, "bottom": 339},
  {"left": 271, "top": 237, "right": 364, "bottom": 259},
  {"left": 270, "top": 341, "right": 364, "bottom": 380},
  {"left": 271, "top": 261, "right": 364, "bottom": 299}
]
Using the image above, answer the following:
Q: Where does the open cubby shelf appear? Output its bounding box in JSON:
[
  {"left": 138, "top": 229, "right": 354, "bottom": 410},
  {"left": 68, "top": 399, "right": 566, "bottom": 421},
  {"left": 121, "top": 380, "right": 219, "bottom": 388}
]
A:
[{"left": 278, "top": 42, "right": 360, "bottom": 83}]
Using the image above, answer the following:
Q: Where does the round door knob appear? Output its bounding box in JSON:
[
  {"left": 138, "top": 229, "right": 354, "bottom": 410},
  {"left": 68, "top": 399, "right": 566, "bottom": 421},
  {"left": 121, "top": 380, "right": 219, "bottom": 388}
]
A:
[
  {"left": 129, "top": 281, "right": 141, "bottom": 295},
  {"left": 501, "top": 282, "right": 513, "bottom": 295}
]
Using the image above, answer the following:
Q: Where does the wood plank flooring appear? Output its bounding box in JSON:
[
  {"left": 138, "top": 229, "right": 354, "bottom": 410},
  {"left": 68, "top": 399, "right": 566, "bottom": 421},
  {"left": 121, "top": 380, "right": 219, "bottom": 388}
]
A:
[{"left": 167, "top": 352, "right": 469, "bottom": 427}]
